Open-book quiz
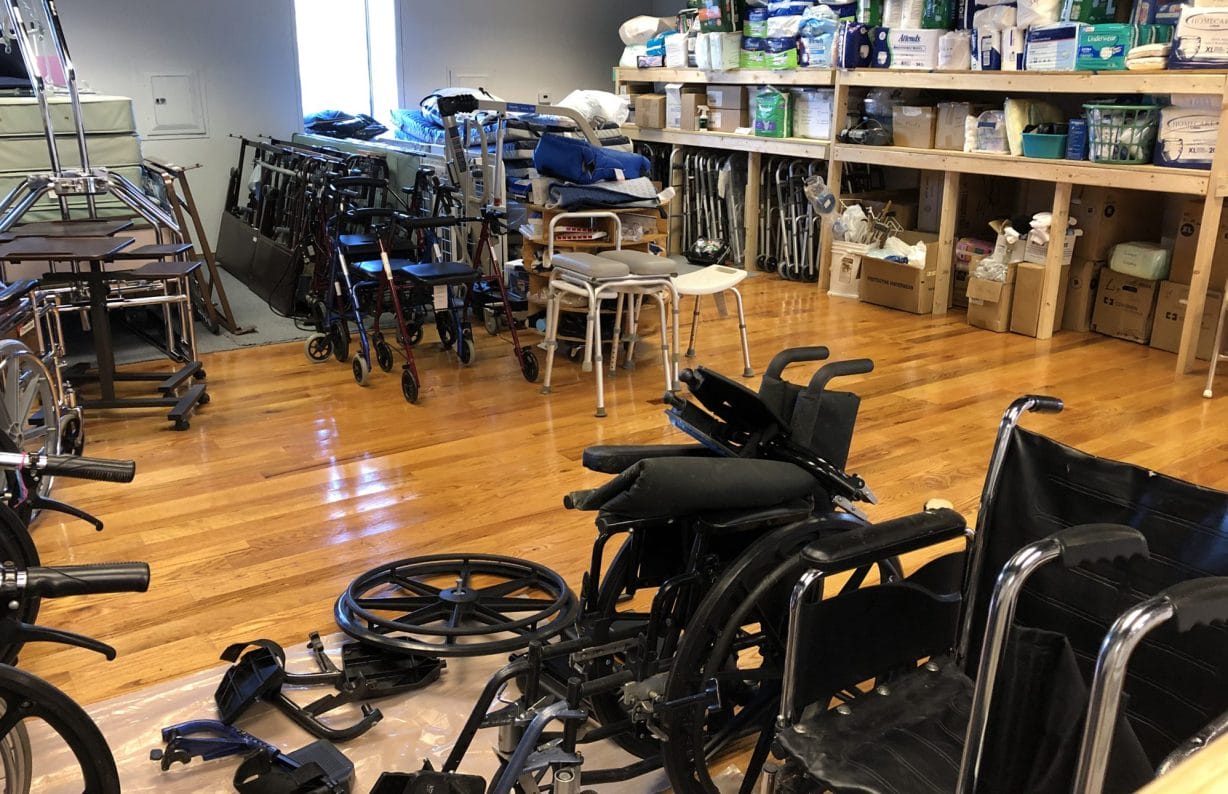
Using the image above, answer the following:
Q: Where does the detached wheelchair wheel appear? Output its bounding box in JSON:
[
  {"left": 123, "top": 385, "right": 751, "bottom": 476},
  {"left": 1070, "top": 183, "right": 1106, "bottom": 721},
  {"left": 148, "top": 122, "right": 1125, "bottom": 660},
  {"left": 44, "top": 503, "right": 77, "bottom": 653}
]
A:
[
  {"left": 335, "top": 554, "right": 578, "bottom": 657},
  {"left": 0, "top": 665, "right": 120, "bottom": 793},
  {"left": 661, "top": 517, "right": 870, "bottom": 794}
]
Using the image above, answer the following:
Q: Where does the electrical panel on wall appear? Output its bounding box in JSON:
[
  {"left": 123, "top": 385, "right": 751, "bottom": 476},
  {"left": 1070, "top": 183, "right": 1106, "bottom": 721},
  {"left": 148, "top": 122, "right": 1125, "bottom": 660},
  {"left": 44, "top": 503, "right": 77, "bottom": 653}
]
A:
[
  {"left": 448, "top": 69, "right": 491, "bottom": 93},
  {"left": 144, "top": 72, "right": 207, "bottom": 138}
]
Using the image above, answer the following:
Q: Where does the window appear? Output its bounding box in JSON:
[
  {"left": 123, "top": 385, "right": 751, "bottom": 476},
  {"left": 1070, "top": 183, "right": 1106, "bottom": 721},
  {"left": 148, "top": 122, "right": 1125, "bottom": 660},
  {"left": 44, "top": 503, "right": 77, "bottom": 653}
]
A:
[{"left": 293, "top": 0, "right": 398, "bottom": 125}]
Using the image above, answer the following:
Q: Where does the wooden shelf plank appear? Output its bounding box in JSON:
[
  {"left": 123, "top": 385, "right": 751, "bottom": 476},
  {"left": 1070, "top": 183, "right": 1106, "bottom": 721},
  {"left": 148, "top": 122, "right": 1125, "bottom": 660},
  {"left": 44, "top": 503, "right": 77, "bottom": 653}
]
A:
[
  {"left": 832, "top": 143, "right": 1211, "bottom": 194},
  {"left": 615, "top": 67, "right": 834, "bottom": 86},
  {"left": 839, "top": 69, "right": 1228, "bottom": 95},
  {"left": 626, "top": 125, "right": 829, "bottom": 159}
]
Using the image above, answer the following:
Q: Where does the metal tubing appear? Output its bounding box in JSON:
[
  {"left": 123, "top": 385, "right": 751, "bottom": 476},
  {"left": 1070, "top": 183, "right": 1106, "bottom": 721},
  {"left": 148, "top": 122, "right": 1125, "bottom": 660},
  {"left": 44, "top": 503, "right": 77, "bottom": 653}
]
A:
[
  {"left": 777, "top": 568, "right": 825, "bottom": 728},
  {"left": 1156, "top": 709, "right": 1228, "bottom": 777},
  {"left": 489, "top": 700, "right": 586, "bottom": 794}
]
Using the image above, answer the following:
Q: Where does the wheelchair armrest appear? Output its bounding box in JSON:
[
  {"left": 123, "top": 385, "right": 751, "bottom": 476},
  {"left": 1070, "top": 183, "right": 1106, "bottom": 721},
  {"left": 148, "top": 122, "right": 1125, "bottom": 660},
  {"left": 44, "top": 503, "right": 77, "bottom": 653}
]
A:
[
  {"left": 801, "top": 508, "right": 967, "bottom": 573},
  {"left": 581, "top": 444, "right": 714, "bottom": 474}
]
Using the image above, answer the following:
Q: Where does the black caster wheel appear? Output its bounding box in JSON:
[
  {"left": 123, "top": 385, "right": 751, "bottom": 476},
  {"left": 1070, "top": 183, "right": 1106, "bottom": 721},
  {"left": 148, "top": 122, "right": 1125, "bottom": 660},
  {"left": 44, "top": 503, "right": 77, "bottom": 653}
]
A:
[
  {"left": 520, "top": 348, "right": 539, "bottom": 382},
  {"left": 435, "top": 312, "right": 456, "bottom": 348},
  {"left": 401, "top": 368, "right": 420, "bottom": 404},
  {"left": 334, "top": 553, "right": 579, "bottom": 657},
  {"left": 311, "top": 299, "right": 328, "bottom": 332},
  {"left": 484, "top": 312, "right": 500, "bottom": 336},
  {"left": 566, "top": 344, "right": 584, "bottom": 363},
  {"left": 198, "top": 391, "right": 212, "bottom": 405},
  {"left": 173, "top": 420, "right": 190, "bottom": 431},
  {"left": 458, "top": 337, "right": 476, "bottom": 366},
  {"left": 60, "top": 414, "right": 84, "bottom": 457},
  {"left": 352, "top": 355, "right": 370, "bottom": 386},
  {"left": 375, "top": 340, "right": 394, "bottom": 373},
  {"left": 408, "top": 323, "right": 423, "bottom": 347},
  {"left": 755, "top": 254, "right": 771, "bottom": 272},
  {"left": 330, "top": 319, "right": 350, "bottom": 363},
  {"left": 304, "top": 333, "right": 332, "bottom": 363},
  {"left": 194, "top": 368, "right": 207, "bottom": 380}
]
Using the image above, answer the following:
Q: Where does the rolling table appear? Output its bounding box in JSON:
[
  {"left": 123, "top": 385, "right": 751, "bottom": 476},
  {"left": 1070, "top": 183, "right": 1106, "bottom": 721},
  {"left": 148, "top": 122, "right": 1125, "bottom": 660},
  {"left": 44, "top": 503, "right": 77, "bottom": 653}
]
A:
[{"left": 0, "top": 235, "right": 208, "bottom": 430}]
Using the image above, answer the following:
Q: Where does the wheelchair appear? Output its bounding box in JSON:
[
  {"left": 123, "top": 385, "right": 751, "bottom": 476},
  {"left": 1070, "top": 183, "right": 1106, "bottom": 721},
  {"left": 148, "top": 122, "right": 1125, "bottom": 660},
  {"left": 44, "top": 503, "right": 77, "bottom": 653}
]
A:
[
  {"left": 355, "top": 347, "right": 880, "bottom": 793},
  {"left": 706, "top": 396, "right": 1228, "bottom": 794}
]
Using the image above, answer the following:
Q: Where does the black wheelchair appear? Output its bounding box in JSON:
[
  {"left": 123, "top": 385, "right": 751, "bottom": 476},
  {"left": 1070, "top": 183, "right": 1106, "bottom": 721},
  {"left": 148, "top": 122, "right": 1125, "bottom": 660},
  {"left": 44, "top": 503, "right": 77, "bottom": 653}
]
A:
[
  {"left": 344, "top": 347, "right": 880, "bottom": 794},
  {"left": 712, "top": 396, "right": 1228, "bottom": 794}
]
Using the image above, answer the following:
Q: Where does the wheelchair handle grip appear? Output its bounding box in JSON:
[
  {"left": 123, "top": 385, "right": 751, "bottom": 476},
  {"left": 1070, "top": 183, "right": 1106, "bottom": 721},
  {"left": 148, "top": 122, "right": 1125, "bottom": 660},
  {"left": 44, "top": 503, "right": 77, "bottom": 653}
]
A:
[
  {"left": 1052, "top": 525, "right": 1148, "bottom": 569},
  {"left": 41, "top": 455, "right": 136, "bottom": 483},
  {"left": 25, "top": 563, "right": 150, "bottom": 598},
  {"left": 808, "top": 359, "right": 874, "bottom": 393},
  {"left": 1024, "top": 395, "right": 1064, "bottom": 414},
  {"left": 765, "top": 347, "right": 830, "bottom": 380},
  {"left": 1164, "top": 578, "right": 1228, "bottom": 632}
]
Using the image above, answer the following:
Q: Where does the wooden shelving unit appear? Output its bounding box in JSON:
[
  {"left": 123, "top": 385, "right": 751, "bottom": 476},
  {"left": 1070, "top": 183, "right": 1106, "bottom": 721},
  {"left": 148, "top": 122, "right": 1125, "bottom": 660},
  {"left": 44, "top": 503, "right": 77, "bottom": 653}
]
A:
[{"left": 615, "top": 65, "right": 1228, "bottom": 377}]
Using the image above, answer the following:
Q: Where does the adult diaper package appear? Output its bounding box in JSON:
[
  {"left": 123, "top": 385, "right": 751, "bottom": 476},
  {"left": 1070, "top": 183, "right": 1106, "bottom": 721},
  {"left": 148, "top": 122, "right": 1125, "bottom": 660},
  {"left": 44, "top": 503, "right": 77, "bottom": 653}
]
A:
[
  {"left": 1154, "top": 101, "right": 1219, "bottom": 169},
  {"left": 1076, "top": 23, "right": 1136, "bottom": 70},
  {"left": 1171, "top": 6, "right": 1228, "bottom": 69}
]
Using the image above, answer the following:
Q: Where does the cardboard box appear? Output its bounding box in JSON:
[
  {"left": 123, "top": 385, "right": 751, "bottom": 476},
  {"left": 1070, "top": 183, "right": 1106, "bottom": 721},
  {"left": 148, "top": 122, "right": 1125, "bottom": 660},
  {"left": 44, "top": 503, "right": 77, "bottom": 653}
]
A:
[
  {"left": 708, "top": 107, "right": 749, "bottom": 132},
  {"left": 1024, "top": 228, "right": 1078, "bottom": 267},
  {"left": 1063, "top": 258, "right": 1103, "bottom": 332},
  {"left": 637, "top": 94, "right": 666, "bottom": 129},
  {"left": 1069, "top": 186, "right": 1160, "bottom": 261},
  {"left": 665, "top": 83, "right": 703, "bottom": 130},
  {"left": 1168, "top": 197, "right": 1228, "bottom": 289},
  {"left": 706, "top": 85, "right": 746, "bottom": 110},
  {"left": 967, "top": 273, "right": 1017, "bottom": 332},
  {"left": 1150, "top": 280, "right": 1224, "bottom": 358},
  {"left": 1010, "top": 262, "right": 1071, "bottom": 337},
  {"left": 859, "top": 230, "right": 938, "bottom": 314},
  {"left": 891, "top": 106, "right": 936, "bottom": 149},
  {"left": 953, "top": 239, "right": 996, "bottom": 308},
  {"left": 935, "top": 102, "right": 974, "bottom": 151},
  {"left": 1091, "top": 271, "right": 1159, "bottom": 344},
  {"left": 680, "top": 93, "right": 705, "bottom": 131},
  {"left": 918, "top": 171, "right": 942, "bottom": 233}
]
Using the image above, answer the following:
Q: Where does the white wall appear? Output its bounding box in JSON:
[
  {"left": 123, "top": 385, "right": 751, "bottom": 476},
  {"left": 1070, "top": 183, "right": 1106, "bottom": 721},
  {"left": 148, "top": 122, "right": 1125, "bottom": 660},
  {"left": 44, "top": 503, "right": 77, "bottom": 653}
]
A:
[
  {"left": 396, "top": 0, "right": 651, "bottom": 107},
  {"left": 56, "top": 0, "right": 302, "bottom": 247}
]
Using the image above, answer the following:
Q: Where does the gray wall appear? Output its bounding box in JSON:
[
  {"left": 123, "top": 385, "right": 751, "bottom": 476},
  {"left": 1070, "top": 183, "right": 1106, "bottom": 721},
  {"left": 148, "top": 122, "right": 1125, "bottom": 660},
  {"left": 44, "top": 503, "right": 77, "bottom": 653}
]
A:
[{"left": 53, "top": 0, "right": 652, "bottom": 244}]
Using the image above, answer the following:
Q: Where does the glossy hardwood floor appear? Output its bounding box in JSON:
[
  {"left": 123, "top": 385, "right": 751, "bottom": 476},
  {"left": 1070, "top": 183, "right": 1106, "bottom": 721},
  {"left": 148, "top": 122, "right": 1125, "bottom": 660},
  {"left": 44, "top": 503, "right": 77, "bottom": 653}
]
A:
[{"left": 27, "top": 274, "right": 1228, "bottom": 716}]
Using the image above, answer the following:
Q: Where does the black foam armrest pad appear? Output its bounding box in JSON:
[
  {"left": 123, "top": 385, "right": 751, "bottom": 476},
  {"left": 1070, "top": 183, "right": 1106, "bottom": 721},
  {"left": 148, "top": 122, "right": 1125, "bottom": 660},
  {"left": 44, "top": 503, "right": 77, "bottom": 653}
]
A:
[
  {"left": 582, "top": 444, "right": 713, "bottom": 474},
  {"left": 565, "top": 458, "right": 818, "bottom": 519},
  {"left": 802, "top": 508, "right": 967, "bottom": 573}
]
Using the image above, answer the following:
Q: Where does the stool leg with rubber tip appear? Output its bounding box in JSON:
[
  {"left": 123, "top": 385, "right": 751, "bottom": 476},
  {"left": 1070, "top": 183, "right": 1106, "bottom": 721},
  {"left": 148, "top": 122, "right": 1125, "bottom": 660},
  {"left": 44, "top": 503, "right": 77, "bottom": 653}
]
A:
[
  {"left": 732, "top": 287, "right": 753, "bottom": 377},
  {"left": 609, "top": 292, "right": 628, "bottom": 376},
  {"left": 581, "top": 300, "right": 597, "bottom": 374},
  {"left": 540, "top": 291, "right": 559, "bottom": 396},
  {"left": 592, "top": 300, "right": 607, "bottom": 418},
  {"left": 670, "top": 288, "right": 682, "bottom": 391},
  {"left": 622, "top": 294, "right": 643, "bottom": 371},
  {"left": 1205, "top": 290, "right": 1228, "bottom": 398},
  {"left": 686, "top": 295, "right": 702, "bottom": 358}
]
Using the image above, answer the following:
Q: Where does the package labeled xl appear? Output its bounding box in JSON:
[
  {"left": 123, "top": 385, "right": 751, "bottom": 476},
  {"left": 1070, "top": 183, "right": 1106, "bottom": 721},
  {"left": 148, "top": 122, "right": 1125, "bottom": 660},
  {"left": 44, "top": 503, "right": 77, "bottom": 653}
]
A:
[{"left": 1171, "top": 6, "right": 1228, "bottom": 69}]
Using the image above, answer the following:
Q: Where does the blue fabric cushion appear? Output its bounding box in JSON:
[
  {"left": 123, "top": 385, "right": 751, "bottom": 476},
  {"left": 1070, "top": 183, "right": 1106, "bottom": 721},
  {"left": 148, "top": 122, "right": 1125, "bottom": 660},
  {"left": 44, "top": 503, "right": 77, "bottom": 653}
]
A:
[{"left": 532, "top": 133, "right": 651, "bottom": 185}]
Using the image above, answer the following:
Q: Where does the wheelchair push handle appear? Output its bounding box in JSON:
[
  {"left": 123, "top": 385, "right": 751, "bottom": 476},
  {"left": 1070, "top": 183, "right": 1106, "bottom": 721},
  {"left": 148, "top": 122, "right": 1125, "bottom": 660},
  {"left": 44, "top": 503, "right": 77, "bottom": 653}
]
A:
[
  {"left": 23, "top": 563, "right": 151, "bottom": 598},
  {"left": 1051, "top": 525, "right": 1149, "bottom": 569},
  {"left": 807, "top": 359, "right": 874, "bottom": 393},
  {"left": 41, "top": 454, "right": 137, "bottom": 483},
  {"left": 1022, "top": 395, "right": 1064, "bottom": 414},
  {"left": 764, "top": 347, "right": 830, "bottom": 380},
  {"left": 1164, "top": 578, "right": 1228, "bottom": 632}
]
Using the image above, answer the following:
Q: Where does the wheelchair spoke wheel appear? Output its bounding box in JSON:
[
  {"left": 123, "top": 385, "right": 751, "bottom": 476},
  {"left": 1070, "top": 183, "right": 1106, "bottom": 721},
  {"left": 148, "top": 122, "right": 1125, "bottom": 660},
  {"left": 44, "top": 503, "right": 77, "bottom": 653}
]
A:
[
  {"left": 0, "top": 341, "right": 60, "bottom": 506},
  {"left": 0, "top": 665, "right": 119, "bottom": 793},
  {"left": 662, "top": 516, "right": 864, "bottom": 794},
  {"left": 335, "top": 554, "right": 579, "bottom": 658},
  {"left": 304, "top": 333, "right": 332, "bottom": 364}
]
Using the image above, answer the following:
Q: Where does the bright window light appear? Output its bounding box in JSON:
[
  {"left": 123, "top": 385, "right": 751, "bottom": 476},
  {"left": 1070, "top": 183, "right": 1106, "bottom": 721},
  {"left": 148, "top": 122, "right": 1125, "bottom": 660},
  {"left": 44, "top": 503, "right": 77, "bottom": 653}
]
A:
[{"left": 293, "top": 0, "right": 398, "bottom": 125}]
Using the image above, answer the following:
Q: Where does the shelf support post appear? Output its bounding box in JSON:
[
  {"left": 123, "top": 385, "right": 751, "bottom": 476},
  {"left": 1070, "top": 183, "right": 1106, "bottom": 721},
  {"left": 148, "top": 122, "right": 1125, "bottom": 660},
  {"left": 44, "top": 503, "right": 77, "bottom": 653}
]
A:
[
  {"left": 1037, "top": 180, "right": 1073, "bottom": 340},
  {"left": 933, "top": 170, "right": 962, "bottom": 315},
  {"left": 818, "top": 79, "right": 850, "bottom": 291},
  {"left": 744, "top": 150, "right": 762, "bottom": 268}
]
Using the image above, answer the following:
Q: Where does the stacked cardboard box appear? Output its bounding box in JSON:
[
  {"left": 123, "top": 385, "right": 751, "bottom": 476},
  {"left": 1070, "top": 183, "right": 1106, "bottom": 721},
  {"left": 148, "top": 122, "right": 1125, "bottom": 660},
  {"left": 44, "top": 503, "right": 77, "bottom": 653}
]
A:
[
  {"left": 967, "top": 263, "right": 1017, "bottom": 332},
  {"left": 705, "top": 85, "right": 748, "bottom": 133},
  {"left": 1011, "top": 263, "right": 1070, "bottom": 337},
  {"left": 1092, "top": 271, "right": 1160, "bottom": 344}
]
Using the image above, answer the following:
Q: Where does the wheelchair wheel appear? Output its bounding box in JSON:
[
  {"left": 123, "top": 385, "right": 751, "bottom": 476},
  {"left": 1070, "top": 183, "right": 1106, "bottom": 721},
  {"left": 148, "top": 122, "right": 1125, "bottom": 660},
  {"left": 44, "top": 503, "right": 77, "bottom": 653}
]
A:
[
  {"left": 520, "top": 349, "right": 539, "bottom": 383},
  {"left": 661, "top": 516, "right": 869, "bottom": 794},
  {"left": 0, "top": 665, "right": 120, "bottom": 793},
  {"left": 374, "top": 339, "right": 395, "bottom": 373},
  {"left": 304, "top": 333, "right": 332, "bottom": 364},
  {"left": 329, "top": 319, "right": 350, "bottom": 363},
  {"left": 352, "top": 355, "right": 370, "bottom": 387},
  {"left": 436, "top": 312, "right": 457, "bottom": 348},
  {"left": 0, "top": 504, "right": 40, "bottom": 664},
  {"left": 401, "top": 369, "right": 419, "bottom": 404},
  {"left": 0, "top": 341, "right": 60, "bottom": 507}
]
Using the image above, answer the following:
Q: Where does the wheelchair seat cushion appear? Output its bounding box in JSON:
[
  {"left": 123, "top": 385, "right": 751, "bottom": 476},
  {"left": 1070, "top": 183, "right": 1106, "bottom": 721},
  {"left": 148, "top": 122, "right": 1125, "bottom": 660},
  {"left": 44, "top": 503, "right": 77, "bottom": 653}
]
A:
[
  {"left": 582, "top": 444, "right": 713, "bottom": 474},
  {"left": 563, "top": 457, "right": 816, "bottom": 519},
  {"left": 597, "top": 250, "right": 678, "bottom": 277},
  {"left": 551, "top": 253, "right": 629, "bottom": 281}
]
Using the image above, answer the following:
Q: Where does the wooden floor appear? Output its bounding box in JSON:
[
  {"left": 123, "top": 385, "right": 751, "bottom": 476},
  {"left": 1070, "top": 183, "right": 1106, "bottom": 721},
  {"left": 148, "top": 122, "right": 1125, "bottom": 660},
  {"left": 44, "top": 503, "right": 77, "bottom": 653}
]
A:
[{"left": 27, "top": 275, "right": 1228, "bottom": 717}]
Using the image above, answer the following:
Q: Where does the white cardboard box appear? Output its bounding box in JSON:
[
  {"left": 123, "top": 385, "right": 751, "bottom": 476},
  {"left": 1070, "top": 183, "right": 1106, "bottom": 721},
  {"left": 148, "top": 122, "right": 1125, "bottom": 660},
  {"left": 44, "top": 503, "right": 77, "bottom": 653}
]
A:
[{"left": 889, "top": 29, "right": 944, "bottom": 70}]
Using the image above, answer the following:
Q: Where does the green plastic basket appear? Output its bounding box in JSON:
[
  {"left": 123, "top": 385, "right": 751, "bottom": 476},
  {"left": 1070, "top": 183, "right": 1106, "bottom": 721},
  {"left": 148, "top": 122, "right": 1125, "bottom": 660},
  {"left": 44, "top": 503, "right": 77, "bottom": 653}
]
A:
[{"left": 1083, "top": 104, "right": 1160, "bottom": 165}]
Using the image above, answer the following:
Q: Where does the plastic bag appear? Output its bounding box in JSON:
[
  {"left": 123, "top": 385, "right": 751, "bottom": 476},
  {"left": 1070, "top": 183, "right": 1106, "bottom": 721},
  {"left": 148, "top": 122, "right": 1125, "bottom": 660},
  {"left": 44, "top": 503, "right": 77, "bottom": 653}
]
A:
[
  {"left": 754, "top": 86, "right": 793, "bottom": 138},
  {"left": 922, "top": 0, "right": 956, "bottom": 28},
  {"left": 620, "top": 15, "right": 676, "bottom": 45},
  {"left": 1016, "top": 0, "right": 1059, "bottom": 26},
  {"left": 420, "top": 87, "right": 502, "bottom": 126}
]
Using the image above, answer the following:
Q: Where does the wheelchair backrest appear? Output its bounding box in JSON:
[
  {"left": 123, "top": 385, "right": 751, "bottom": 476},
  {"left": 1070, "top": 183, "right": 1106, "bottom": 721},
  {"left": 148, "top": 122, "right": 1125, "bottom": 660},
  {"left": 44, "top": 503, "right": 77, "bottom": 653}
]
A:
[
  {"left": 968, "top": 427, "right": 1228, "bottom": 765},
  {"left": 758, "top": 374, "right": 859, "bottom": 471}
]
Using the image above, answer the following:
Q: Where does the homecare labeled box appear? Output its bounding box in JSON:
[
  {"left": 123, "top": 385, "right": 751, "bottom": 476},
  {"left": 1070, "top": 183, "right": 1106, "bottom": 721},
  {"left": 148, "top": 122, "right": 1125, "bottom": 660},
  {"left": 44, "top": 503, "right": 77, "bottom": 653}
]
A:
[{"left": 858, "top": 231, "right": 938, "bottom": 314}]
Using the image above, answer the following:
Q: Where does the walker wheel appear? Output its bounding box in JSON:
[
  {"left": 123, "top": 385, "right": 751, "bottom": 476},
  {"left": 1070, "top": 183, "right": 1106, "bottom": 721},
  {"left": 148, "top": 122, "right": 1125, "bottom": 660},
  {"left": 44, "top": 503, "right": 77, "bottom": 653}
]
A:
[
  {"left": 330, "top": 319, "right": 350, "bottom": 363},
  {"left": 484, "top": 311, "right": 500, "bottom": 336},
  {"left": 436, "top": 312, "right": 456, "bottom": 348},
  {"left": 401, "top": 369, "right": 419, "bottom": 404},
  {"left": 459, "top": 337, "right": 475, "bottom": 366},
  {"left": 520, "top": 348, "right": 539, "bottom": 383},
  {"left": 408, "top": 323, "right": 423, "bottom": 347},
  {"left": 334, "top": 554, "right": 579, "bottom": 657},
  {"left": 305, "top": 333, "right": 332, "bottom": 364},
  {"left": 375, "top": 340, "right": 394, "bottom": 373},
  {"left": 352, "top": 355, "right": 370, "bottom": 386}
]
